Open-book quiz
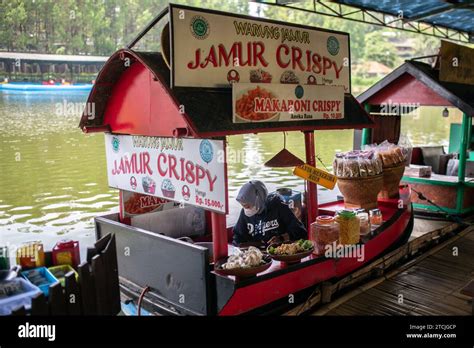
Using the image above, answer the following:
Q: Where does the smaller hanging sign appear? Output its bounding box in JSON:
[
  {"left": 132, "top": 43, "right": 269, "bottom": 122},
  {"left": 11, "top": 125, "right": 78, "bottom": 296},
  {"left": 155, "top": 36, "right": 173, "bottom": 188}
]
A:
[
  {"left": 233, "top": 83, "right": 344, "bottom": 123},
  {"left": 439, "top": 40, "right": 474, "bottom": 85},
  {"left": 293, "top": 164, "right": 337, "bottom": 190}
]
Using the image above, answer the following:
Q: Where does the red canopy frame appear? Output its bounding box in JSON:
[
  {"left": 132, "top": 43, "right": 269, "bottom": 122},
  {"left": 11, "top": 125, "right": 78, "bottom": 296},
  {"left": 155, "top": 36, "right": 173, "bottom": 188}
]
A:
[{"left": 79, "top": 47, "right": 373, "bottom": 262}]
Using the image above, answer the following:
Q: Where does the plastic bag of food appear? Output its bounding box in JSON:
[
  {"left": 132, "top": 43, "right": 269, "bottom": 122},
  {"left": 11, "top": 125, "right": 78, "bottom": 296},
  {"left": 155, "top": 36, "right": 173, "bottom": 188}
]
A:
[
  {"left": 398, "top": 134, "right": 413, "bottom": 165},
  {"left": 375, "top": 157, "right": 383, "bottom": 174},
  {"left": 346, "top": 156, "right": 360, "bottom": 177},
  {"left": 366, "top": 157, "right": 375, "bottom": 176},
  {"left": 447, "top": 158, "right": 459, "bottom": 176},
  {"left": 358, "top": 157, "right": 368, "bottom": 177},
  {"left": 335, "top": 150, "right": 385, "bottom": 177},
  {"left": 368, "top": 140, "right": 404, "bottom": 167},
  {"left": 334, "top": 154, "right": 344, "bottom": 177},
  {"left": 337, "top": 160, "right": 342, "bottom": 177}
]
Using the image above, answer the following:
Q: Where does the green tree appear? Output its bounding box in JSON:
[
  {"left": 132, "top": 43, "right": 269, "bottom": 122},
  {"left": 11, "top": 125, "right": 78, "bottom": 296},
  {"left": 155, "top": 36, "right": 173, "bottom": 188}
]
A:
[
  {"left": 0, "top": 0, "right": 28, "bottom": 51},
  {"left": 363, "top": 31, "right": 400, "bottom": 68}
]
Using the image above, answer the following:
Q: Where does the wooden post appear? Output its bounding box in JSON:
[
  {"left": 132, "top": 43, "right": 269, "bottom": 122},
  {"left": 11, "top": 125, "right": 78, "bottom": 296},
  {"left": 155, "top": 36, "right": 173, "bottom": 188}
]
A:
[
  {"left": 101, "top": 234, "right": 121, "bottom": 315},
  {"left": 92, "top": 254, "right": 109, "bottom": 315},
  {"left": 212, "top": 137, "right": 228, "bottom": 263},
  {"left": 456, "top": 113, "right": 469, "bottom": 211},
  {"left": 65, "top": 272, "right": 82, "bottom": 315},
  {"left": 321, "top": 282, "right": 333, "bottom": 304},
  {"left": 78, "top": 262, "right": 97, "bottom": 315},
  {"left": 361, "top": 103, "right": 372, "bottom": 147},
  {"left": 304, "top": 131, "right": 318, "bottom": 229},
  {"left": 49, "top": 282, "right": 66, "bottom": 315},
  {"left": 212, "top": 213, "right": 228, "bottom": 263},
  {"left": 31, "top": 293, "right": 49, "bottom": 315}
]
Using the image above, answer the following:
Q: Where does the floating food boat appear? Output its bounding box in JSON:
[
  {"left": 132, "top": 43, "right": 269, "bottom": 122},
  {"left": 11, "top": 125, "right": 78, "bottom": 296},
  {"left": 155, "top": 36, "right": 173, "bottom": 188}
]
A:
[
  {"left": 356, "top": 42, "right": 474, "bottom": 219},
  {"left": 80, "top": 4, "right": 413, "bottom": 315}
]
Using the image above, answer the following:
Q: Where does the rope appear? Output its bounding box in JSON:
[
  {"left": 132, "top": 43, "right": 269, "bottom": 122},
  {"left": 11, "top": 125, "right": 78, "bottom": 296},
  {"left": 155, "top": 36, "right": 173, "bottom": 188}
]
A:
[
  {"left": 410, "top": 187, "right": 469, "bottom": 226},
  {"left": 315, "top": 153, "right": 330, "bottom": 171},
  {"left": 137, "top": 285, "right": 150, "bottom": 316}
]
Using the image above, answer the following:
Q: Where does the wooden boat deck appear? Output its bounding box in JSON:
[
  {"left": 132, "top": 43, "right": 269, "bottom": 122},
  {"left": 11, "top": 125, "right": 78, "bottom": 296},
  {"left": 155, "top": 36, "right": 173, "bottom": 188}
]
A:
[
  {"left": 313, "top": 220, "right": 474, "bottom": 316},
  {"left": 410, "top": 218, "right": 452, "bottom": 240}
]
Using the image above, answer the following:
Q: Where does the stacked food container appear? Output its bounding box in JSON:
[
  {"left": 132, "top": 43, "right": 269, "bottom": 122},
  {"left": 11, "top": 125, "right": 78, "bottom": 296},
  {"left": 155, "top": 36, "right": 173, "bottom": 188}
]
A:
[
  {"left": 0, "top": 239, "right": 81, "bottom": 315},
  {"left": 310, "top": 208, "right": 384, "bottom": 256}
]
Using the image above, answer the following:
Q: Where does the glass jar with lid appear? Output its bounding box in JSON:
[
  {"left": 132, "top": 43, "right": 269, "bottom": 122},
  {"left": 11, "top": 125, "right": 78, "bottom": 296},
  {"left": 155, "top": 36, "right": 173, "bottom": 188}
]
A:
[{"left": 310, "top": 215, "right": 339, "bottom": 255}]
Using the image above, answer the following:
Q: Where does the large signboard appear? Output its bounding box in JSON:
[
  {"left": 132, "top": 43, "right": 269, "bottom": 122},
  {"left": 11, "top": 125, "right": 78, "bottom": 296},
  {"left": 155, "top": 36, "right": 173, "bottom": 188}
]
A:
[
  {"left": 169, "top": 4, "right": 351, "bottom": 92},
  {"left": 233, "top": 83, "right": 344, "bottom": 123},
  {"left": 105, "top": 134, "right": 226, "bottom": 214},
  {"left": 439, "top": 40, "right": 474, "bottom": 85}
]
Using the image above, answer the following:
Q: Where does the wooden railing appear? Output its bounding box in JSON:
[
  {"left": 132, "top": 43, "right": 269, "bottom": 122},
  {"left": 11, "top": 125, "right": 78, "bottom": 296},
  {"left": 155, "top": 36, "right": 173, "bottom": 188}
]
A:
[{"left": 9, "top": 233, "right": 121, "bottom": 316}]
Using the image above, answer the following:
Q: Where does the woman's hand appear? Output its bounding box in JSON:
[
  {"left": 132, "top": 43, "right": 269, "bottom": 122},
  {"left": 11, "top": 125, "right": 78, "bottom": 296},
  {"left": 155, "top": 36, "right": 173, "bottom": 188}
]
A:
[
  {"left": 267, "top": 235, "right": 282, "bottom": 246},
  {"left": 267, "top": 233, "right": 290, "bottom": 246}
]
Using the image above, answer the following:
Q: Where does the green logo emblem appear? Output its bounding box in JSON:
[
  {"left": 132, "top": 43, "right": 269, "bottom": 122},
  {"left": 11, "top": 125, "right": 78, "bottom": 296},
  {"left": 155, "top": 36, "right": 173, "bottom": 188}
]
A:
[
  {"left": 190, "top": 16, "right": 209, "bottom": 40},
  {"left": 295, "top": 85, "right": 304, "bottom": 99},
  {"left": 112, "top": 136, "right": 120, "bottom": 152},
  {"left": 327, "top": 36, "right": 340, "bottom": 56}
]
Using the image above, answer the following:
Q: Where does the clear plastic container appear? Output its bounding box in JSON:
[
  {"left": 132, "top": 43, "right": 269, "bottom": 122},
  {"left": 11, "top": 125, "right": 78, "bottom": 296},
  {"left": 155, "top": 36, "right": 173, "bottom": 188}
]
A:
[
  {"left": 335, "top": 210, "right": 360, "bottom": 245},
  {"left": 48, "top": 265, "right": 79, "bottom": 287},
  {"left": 357, "top": 212, "right": 371, "bottom": 243},
  {"left": 0, "top": 278, "right": 42, "bottom": 315},
  {"left": 370, "top": 209, "right": 383, "bottom": 226},
  {"left": 310, "top": 215, "right": 339, "bottom": 255},
  {"left": 21, "top": 267, "right": 59, "bottom": 297}
]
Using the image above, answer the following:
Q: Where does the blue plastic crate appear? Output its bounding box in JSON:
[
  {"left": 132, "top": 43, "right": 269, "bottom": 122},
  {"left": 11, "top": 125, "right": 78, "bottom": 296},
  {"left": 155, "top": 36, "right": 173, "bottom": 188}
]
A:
[
  {"left": 21, "top": 267, "right": 59, "bottom": 297},
  {"left": 0, "top": 278, "right": 42, "bottom": 315}
]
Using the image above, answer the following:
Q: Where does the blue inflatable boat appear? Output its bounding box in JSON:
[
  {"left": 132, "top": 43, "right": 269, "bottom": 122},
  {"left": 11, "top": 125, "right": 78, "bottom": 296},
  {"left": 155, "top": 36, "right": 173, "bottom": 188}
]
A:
[{"left": 0, "top": 83, "right": 93, "bottom": 91}]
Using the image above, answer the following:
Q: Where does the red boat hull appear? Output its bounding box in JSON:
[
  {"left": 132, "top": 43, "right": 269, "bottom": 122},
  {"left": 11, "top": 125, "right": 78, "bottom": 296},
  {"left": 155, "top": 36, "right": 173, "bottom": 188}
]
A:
[{"left": 217, "top": 200, "right": 413, "bottom": 315}]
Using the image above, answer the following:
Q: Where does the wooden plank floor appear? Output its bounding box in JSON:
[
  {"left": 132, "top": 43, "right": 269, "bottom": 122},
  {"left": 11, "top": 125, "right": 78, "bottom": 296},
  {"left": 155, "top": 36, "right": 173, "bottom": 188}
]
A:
[
  {"left": 410, "top": 218, "right": 451, "bottom": 240},
  {"left": 319, "top": 222, "right": 474, "bottom": 316}
]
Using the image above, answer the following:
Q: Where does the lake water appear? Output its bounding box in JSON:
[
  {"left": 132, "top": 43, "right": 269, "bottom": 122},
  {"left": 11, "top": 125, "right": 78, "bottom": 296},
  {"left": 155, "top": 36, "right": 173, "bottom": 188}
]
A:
[{"left": 0, "top": 91, "right": 460, "bottom": 256}]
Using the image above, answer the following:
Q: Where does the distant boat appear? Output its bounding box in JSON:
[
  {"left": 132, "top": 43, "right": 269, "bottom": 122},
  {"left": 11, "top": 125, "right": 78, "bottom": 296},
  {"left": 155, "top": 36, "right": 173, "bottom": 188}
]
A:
[{"left": 0, "top": 83, "right": 93, "bottom": 91}]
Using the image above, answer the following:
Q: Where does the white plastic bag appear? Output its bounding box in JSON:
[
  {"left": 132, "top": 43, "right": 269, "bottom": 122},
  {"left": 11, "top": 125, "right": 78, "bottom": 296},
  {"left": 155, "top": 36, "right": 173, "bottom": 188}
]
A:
[
  {"left": 398, "top": 134, "right": 413, "bottom": 165},
  {"left": 446, "top": 159, "right": 459, "bottom": 176}
]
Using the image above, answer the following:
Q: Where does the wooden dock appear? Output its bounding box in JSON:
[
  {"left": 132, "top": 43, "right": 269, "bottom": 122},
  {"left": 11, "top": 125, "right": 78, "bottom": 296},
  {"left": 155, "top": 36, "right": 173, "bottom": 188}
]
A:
[{"left": 312, "top": 221, "right": 474, "bottom": 316}]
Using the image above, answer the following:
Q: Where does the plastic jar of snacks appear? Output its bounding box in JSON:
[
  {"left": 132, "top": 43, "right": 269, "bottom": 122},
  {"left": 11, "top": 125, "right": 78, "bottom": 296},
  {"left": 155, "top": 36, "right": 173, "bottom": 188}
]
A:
[
  {"left": 335, "top": 210, "right": 360, "bottom": 245},
  {"left": 357, "top": 212, "right": 371, "bottom": 243},
  {"left": 369, "top": 208, "right": 383, "bottom": 226},
  {"left": 310, "top": 215, "right": 339, "bottom": 255}
]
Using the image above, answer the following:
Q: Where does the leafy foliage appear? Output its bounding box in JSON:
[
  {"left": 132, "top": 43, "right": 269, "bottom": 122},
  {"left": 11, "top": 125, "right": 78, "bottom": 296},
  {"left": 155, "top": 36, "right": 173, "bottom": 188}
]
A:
[{"left": 0, "top": 0, "right": 440, "bottom": 60}]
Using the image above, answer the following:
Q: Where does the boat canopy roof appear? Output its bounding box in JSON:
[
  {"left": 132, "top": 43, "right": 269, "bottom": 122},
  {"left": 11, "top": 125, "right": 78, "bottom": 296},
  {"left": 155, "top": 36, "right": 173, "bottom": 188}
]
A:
[
  {"left": 357, "top": 60, "right": 474, "bottom": 117},
  {"left": 79, "top": 48, "right": 373, "bottom": 138},
  {"left": 259, "top": 0, "right": 473, "bottom": 43}
]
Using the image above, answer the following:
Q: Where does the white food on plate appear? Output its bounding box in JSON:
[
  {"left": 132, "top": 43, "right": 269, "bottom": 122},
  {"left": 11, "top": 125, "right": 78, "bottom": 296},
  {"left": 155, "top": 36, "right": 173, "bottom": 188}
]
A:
[{"left": 222, "top": 246, "right": 263, "bottom": 269}]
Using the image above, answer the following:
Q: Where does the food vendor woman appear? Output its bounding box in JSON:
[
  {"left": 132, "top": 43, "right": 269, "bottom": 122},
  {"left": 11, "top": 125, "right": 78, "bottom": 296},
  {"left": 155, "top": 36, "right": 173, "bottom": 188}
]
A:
[{"left": 232, "top": 180, "right": 307, "bottom": 246}]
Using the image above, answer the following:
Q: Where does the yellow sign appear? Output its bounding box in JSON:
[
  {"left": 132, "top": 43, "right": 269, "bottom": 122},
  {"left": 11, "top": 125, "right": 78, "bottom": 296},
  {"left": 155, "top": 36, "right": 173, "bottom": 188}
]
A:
[{"left": 293, "top": 164, "right": 337, "bottom": 190}]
